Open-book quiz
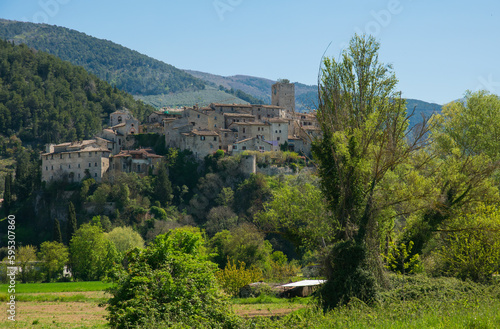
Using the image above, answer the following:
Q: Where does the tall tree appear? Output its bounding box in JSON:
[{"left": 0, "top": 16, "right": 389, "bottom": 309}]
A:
[
  {"left": 312, "top": 34, "right": 428, "bottom": 308},
  {"left": 153, "top": 162, "right": 172, "bottom": 207},
  {"left": 3, "top": 172, "right": 12, "bottom": 215},
  {"left": 53, "top": 218, "right": 63, "bottom": 244},
  {"left": 66, "top": 202, "right": 77, "bottom": 244}
]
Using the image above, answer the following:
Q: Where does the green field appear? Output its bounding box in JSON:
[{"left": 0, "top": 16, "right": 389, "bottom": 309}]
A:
[{"left": 0, "top": 278, "right": 499, "bottom": 328}]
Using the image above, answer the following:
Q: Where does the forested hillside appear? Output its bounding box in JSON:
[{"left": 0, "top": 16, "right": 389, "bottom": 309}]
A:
[
  {"left": 0, "top": 19, "right": 206, "bottom": 96},
  {"left": 0, "top": 38, "right": 154, "bottom": 146}
]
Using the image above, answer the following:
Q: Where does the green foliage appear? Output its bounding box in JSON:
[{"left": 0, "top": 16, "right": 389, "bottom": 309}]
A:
[
  {"left": 383, "top": 241, "right": 423, "bottom": 275},
  {"left": 107, "top": 226, "right": 145, "bottom": 257},
  {"left": 215, "top": 259, "right": 263, "bottom": 297},
  {"left": 153, "top": 162, "right": 172, "bottom": 207},
  {"left": 66, "top": 201, "right": 77, "bottom": 244},
  {"left": 319, "top": 240, "right": 378, "bottom": 309},
  {"left": 433, "top": 204, "right": 500, "bottom": 283},
  {"left": 52, "top": 218, "right": 62, "bottom": 243},
  {"left": 313, "top": 34, "right": 429, "bottom": 308},
  {"left": 2, "top": 171, "right": 12, "bottom": 214},
  {"left": 106, "top": 226, "right": 238, "bottom": 328},
  {"left": 210, "top": 224, "right": 273, "bottom": 271},
  {"left": 0, "top": 20, "right": 206, "bottom": 96},
  {"left": 69, "top": 222, "right": 119, "bottom": 281},
  {"left": 15, "top": 245, "right": 39, "bottom": 283},
  {"left": 0, "top": 38, "right": 154, "bottom": 143},
  {"left": 38, "top": 241, "right": 69, "bottom": 282},
  {"left": 256, "top": 180, "right": 333, "bottom": 252}
]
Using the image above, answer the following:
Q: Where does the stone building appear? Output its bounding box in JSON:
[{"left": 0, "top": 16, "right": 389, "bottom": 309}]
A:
[
  {"left": 41, "top": 139, "right": 111, "bottom": 182},
  {"left": 272, "top": 81, "right": 295, "bottom": 113},
  {"left": 109, "top": 148, "right": 163, "bottom": 177}
]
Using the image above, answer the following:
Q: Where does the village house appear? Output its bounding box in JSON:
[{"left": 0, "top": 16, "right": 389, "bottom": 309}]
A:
[
  {"left": 41, "top": 139, "right": 111, "bottom": 182},
  {"left": 162, "top": 81, "right": 319, "bottom": 158},
  {"left": 109, "top": 148, "right": 163, "bottom": 177}
]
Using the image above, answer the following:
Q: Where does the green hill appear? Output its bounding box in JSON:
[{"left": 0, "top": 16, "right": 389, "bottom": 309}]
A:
[
  {"left": 0, "top": 19, "right": 206, "bottom": 96},
  {"left": 0, "top": 38, "right": 154, "bottom": 145}
]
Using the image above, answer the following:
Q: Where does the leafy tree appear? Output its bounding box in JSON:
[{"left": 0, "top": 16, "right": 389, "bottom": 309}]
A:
[
  {"left": 312, "top": 34, "right": 429, "bottom": 308},
  {"left": 153, "top": 163, "right": 172, "bottom": 207},
  {"left": 106, "top": 226, "right": 238, "bottom": 328},
  {"left": 16, "top": 245, "right": 38, "bottom": 283},
  {"left": 107, "top": 226, "right": 145, "bottom": 257},
  {"left": 400, "top": 91, "right": 500, "bottom": 256},
  {"left": 66, "top": 201, "right": 77, "bottom": 244},
  {"left": 3, "top": 172, "right": 12, "bottom": 215},
  {"left": 215, "top": 260, "right": 262, "bottom": 297},
  {"left": 53, "top": 218, "right": 62, "bottom": 243},
  {"left": 434, "top": 204, "right": 500, "bottom": 283},
  {"left": 39, "top": 241, "right": 69, "bottom": 282},
  {"left": 69, "top": 222, "right": 119, "bottom": 281},
  {"left": 256, "top": 181, "right": 332, "bottom": 252}
]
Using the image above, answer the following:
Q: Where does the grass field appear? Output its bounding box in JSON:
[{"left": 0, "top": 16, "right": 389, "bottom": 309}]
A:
[{"left": 0, "top": 278, "right": 499, "bottom": 328}]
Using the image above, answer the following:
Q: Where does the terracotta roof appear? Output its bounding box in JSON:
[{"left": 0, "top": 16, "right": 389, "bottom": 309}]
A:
[
  {"left": 211, "top": 103, "right": 252, "bottom": 108},
  {"left": 112, "top": 148, "right": 163, "bottom": 159},
  {"left": 229, "top": 121, "right": 268, "bottom": 126},
  {"left": 224, "top": 113, "right": 255, "bottom": 118},
  {"left": 252, "top": 104, "right": 283, "bottom": 109},
  {"left": 191, "top": 130, "right": 219, "bottom": 136},
  {"left": 267, "top": 118, "right": 289, "bottom": 123}
]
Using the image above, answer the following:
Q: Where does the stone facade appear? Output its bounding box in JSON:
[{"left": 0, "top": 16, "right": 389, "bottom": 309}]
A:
[
  {"left": 109, "top": 148, "right": 163, "bottom": 177},
  {"left": 41, "top": 139, "right": 111, "bottom": 183},
  {"left": 272, "top": 82, "right": 295, "bottom": 113},
  {"left": 162, "top": 81, "right": 320, "bottom": 158}
]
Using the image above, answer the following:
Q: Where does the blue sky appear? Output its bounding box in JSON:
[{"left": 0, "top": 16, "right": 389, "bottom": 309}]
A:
[{"left": 1, "top": 0, "right": 499, "bottom": 104}]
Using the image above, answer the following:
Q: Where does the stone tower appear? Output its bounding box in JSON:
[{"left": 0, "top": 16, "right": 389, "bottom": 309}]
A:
[{"left": 271, "top": 81, "right": 295, "bottom": 113}]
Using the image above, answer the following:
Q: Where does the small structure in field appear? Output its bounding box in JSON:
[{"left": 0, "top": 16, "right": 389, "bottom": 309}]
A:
[{"left": 279, "top": 279, "right": 326, "bottom": 298}]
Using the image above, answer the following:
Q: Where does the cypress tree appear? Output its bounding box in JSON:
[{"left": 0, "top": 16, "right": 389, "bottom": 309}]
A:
[
  {"left": 3, "top": 172, "right": 12, "bottom": 215},
  {"left": 53, "top": 218, "right": 63, "bottom": 244},
  {"left": 66, "top": 202, "right": 77, "bottom": 244},
  {"left": 153, "top": 163, "right": 172, "bottom": 207}
]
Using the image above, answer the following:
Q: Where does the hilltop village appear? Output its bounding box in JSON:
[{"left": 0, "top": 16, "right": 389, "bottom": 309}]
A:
[{"left": 40, "top": 81, "right": 321, "bottom": 183}]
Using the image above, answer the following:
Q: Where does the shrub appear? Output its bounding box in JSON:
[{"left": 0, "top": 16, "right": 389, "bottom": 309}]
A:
[
  {"left": 106, "top": 227, "right": 239, "bottom": 328},
  {"left": 215, "top": 259, "right": 262, "bottom": 297}
]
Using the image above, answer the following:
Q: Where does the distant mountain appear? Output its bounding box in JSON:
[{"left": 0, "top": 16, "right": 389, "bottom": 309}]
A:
[
  {"left": 0, "top": 19, "right": 443, "bottom": 118},
  {"left": 185, "top": 70, "right": 319, "bottom": 112},
  {"left": 0, "top": 38, "right": 154, "bottom": 145},
  {"left": 185, "top": 70, "right": 442, "bottom": 119},
  {"left": 0, "top": 19, "right": 206, "bottom": 96}
]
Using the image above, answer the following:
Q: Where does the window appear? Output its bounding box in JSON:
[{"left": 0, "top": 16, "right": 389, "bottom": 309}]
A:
[
  {"left": 277, "top": 137, "right": 281, "bottom": 141},
  {"left": 68, "top": 153, "right": 71, "bottom": 159},
  {"left": 89, "top": 152, "right": 92, "bottom": 157},
  {"left": 242, "top": 146, "right": 247, "bottom": 150},
  {"left": 68, "top": 164, "right": 71, "bottom": 169},
  {"left": 60, "top": 154, "right": 63, "bottom": 159},
  {"left": 46, "top": 156, "right": 48, "bottom": 160},
  {"left": 51, "top": 155, "right": 53, "bottom": 159},
  {"left": 200, "top": 136, "right": 205, "bottom": 141},
  {"left": 78, "top": 164, "right": 81, "bottom": 168},
  {"left": 95, "top": 162, "right": 97, "bottom": 167},
  {"left": 78, "top": 153, "right": 81, "bottom": 158},
  {"left": 214, "top": 116, "right": 217, "bottom": 120},
  {"left": 78, "top": 173, "right": 81, "bottom": 179},
  {"left": 45, "top": 166, "right": 48, "bottom": 171},
  {"left": 89, "top": 163, "right": 92, "bottom": 167},
  {"left": 51, "top": 165, "right": 54, "bottom": 170},
  {"left": 197, "top": 114, "right": 200, "bottom": 118},
  {"left": 213, "top": 137, "right": 217, "bottom": 141},
  {"left": 243, "top": 128, "right": 246, "bottom": 133},
  {"left": 95, "top": 152, "right": 97, "bottom": 155},
  {"left": 94, "top": 173, "right": 97, "bottom": 177}
]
